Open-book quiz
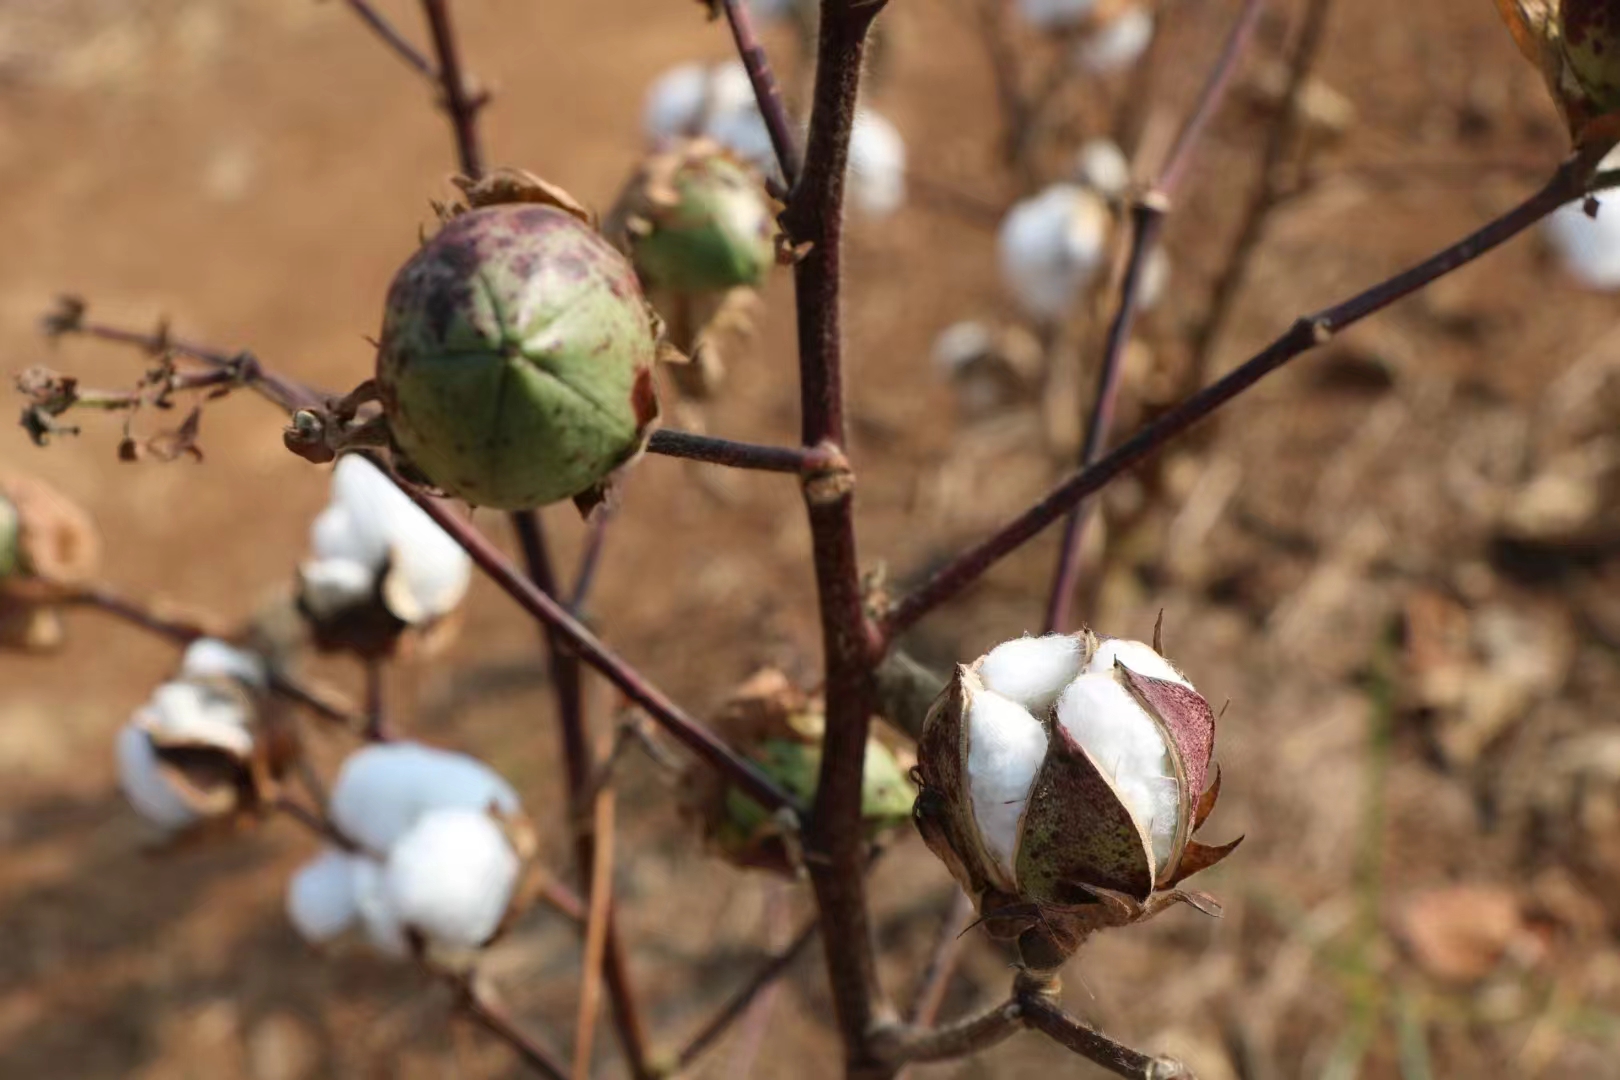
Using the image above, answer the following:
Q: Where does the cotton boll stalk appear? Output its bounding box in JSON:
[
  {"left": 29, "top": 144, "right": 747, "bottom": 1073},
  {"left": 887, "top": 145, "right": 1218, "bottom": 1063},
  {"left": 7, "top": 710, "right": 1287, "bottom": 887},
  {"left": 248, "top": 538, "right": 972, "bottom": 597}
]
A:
[
  {"left": 998, "top": 184, "right": 1111, "bottom": 323},
  {"left": 978, "top": 634, "right": 1085, "bottom": 716},
  {"left": 965, "top": 688, "right": 1050, "bottom": 888},
  {"left": 287, "top": 849, "right": 362, "bottom": 944},
  {"left": 329, "top": 742, "right": 522, "bottom": 856},
  {"left": 1016, "top": 0, "right": 1098, "bottom": 32},
  {"left": 1074, "top": 6, "right": 1154, "bottom": 75},
  {"left": 849, "top": 111, "right": 906, "bottom": 218},
  {"left": 383, "top": 808, "right": 521, "bottom": 951},
  {"left": 1074, "top": 138, "right": 1131, "bottom": 199}
]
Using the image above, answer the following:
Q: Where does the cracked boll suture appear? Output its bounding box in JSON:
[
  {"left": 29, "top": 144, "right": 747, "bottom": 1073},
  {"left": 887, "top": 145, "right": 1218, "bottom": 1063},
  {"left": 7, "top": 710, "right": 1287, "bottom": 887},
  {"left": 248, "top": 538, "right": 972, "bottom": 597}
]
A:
[{"left": 376, "top": 203, "right": 660, "bottom": 510}]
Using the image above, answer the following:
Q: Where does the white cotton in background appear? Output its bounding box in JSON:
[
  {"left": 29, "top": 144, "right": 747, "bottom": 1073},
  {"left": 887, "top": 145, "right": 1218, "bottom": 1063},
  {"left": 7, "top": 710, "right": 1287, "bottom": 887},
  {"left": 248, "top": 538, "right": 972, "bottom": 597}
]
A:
[
  {"left": 178, "top": 638, "right": 266, "bottom": 688},
  {"left": 965, "top": 689, "right": 1050, "bottom": 884},
  {"left": 298, "top": 557, "right": 377, "bottom": 619},
  {"left": 1544, "top": 196, "right": 1620, "bottom": 290},
  {"left": 1074, "top": 6, "right": 1154, "bottom": 75},
  {"left": 383, "top": 808, "right": 520, "bottom": 950},
  {"left": 1016, "top": 0, "right": 1097, "bottom": 31},
  {"left": 137, "top": 681, "right": 255, "bottom": 756},
  {"left": 287, "top": 849, "right": 362, "bottom": 944},
  {"left": 642, "top": 62, "right": 711, "bottom": 142},
  {"left": 705, "top": 101, "right": 777, "bottom": 175},
  {"left": 978, "top": 634, "right": 1085, "bottom": 717},
  {"left": 1074, "top": 138, "right": 1131, "bottom": 200},
  {"left": 998, "top": 184, "right": 1111, "bottom": 322},
  {"left": 116, "top": 723, "right": 200, "bottom": 830},
  {"left": 351, "top": 856, "right": 409, "bottom": 957},
  {"left": 1138, "top": 245, "right": 1170, "bottom": 310},
  {"left": 1086, "top": 637, "right": 1190, "bottom": 688},
  {"left": 1055, "top": 673, "right": 1178, "bottom": 872},
  {"left": 329, "top": 742, "right": 521, "bottom": 856},
  {"left": 931, "top": 321, "right": 995, "bottom": 377},
  {"left": 849, "top": 111, "right": 906, "bottom": 218}
]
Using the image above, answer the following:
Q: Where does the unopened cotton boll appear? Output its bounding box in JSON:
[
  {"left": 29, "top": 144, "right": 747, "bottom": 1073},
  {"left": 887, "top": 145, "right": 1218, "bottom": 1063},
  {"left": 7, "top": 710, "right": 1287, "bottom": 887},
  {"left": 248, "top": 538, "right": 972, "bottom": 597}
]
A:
[
  {"left": 1074, "top": 6, "right": 1154, "bottom": 75},
  {"left": 1087, "top": 637, "right": 1190, "bottom": 688},
  {"left": 1545, "top": 195, "right": 1620, "bottom": 290},
  {"left": 1074, "top": 138, "right": 1131, "bottom": 199},
  {"left": 1055, "top": 674, "right": 1177, "bottom": 871},
  {"left": 849, "top": 111, "right": 906, "bottom": 218},
  {"left": 329, "top": 742, "right": 520, "bottom": 855},
  {"left": 1016, "top": 0, "right": 1097, "bottom": 31},
  {"left": 287, "top": 849, "right": 362, "bottom": 944},
  {"left": 998, "top": 184, "right": 1111, "bottom": 322},
  {"left": 383, "top": 808, "right": 520, "bottom": 950},
  {"left": 978, "top": 634, "right": 1085, "bottom": 716},
  {"left": 965, "top": 689, "right": 1049, "bottom": 886}
]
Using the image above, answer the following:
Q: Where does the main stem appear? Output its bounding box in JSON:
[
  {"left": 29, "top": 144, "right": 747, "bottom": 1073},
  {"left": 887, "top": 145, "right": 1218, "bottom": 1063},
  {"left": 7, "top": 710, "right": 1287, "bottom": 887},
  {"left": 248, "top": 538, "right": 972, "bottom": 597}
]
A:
[{"left": 783, "top": 0, "right": 892, "bottom": 1071}]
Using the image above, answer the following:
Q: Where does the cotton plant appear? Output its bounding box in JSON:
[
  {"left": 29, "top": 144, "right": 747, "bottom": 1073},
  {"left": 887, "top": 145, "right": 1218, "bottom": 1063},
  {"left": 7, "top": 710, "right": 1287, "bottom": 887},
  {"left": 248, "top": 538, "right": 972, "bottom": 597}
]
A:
[
  {"left": 913, "top": 629, "right": 1239, "bottom": 972},
  {"left": 116, "top": 637, "right": 281, "bottom": 833},
  {"left": 285, "top": 741, "right": 534, "bottom": 963},
  {"left": 297, "top": 453, "right": 473, "bottom": 655}
]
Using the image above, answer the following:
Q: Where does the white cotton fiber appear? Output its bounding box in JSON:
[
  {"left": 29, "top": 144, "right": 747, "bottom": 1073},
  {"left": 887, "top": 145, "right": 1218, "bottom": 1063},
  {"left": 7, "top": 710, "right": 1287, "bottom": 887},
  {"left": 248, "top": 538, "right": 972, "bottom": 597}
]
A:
[
  {"left": 932, "top": 321, "right": 994, "bottom": 377},
  {"left": 965, "top": 689, "right": 1049, "bottom": 885},
  {"left": 1545, "top": 196, "right": 1620, "bottom": 290},
  {"left": 978, "top": 634, "right": 1085, "bottom": 717},
  {"left": 1016, "top": 0, "right": 1097, "bottom": 31},
  {"left": 643, "top": 62, "right": 711, "bottom": 142},
  {"left": 329, "top": 742, "right": 520, "bottom": 856},
  {"left": 1074, "top": 138, "right": 1131, "bottom": 199},
  {"left": 1086, "top": 637, "right": 1190, "bottom": 688},
  {"left": 849, "top": 111, "right": 907, "bottom": 219},
  {"left": 138, "top": 682, "right": 255, "bottom": 756},
  {"left": 1055, "top": 673, "right": 1178, "bottom": 872},
  {"left": 351, "top": 856, "right": 409, "bottom": 957},
  {"left": 383, "top": 808, "right": 520, "bottom": 950},
  {"left": 115, "top": 724, "right": 199, "bottom": 830},
  {"left": 179, "top": 638, "right": 266, "bottom": 688},
  {"left": 298, "top": 557, "right": 376, "bottom": 619},
  {"left": 998, "top": 184, "right": 1111, "bottom": 322},
  {"left": 1074, "top": 6, "right": 1154, "bottom": 75},
  {"left": 286, "top": 849, "right": 361, "bottom": 944}
]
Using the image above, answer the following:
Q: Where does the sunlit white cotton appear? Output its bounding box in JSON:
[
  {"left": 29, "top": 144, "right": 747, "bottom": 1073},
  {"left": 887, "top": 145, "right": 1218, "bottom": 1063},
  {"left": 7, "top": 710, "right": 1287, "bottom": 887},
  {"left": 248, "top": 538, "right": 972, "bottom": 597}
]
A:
[
  {"left": 966, "top": 689, "right": 1049, "bottom": 886},
  {"left": 287, "top": 849, "right": 362, "bottom": 944},
  {"left": 329, "top": 742, "right": 521, "bottom": 856},
  {"left": 383, "top": 808, "right": 520, "bottom": 950},
  {"left": 998, "top": 184, "right": 1110, "bottom": 322},
  {"left": 351, "top": 856, "right": 409, "bottom": 957},
  {"left": 849, "top": 111, "right": 907, "bottom": 218},
  {"left": 978, "top": 634, "right": 1084, "bottom": 717},
  {"left": 1055, "top": 673, "right": 1179, "bottom": 872},
  {"left": 1545, "top": 195, "right": 1620, "bottom": 290},
  {"left": 1016, "top": 0, "right": 1098, "bottom": 31},
  {"left": 137, "top": 681, "right": 255, "bottom": 757},
  {"left": 1075, "top": 138, "right": 1130, "bottom": 199},
  {"left": 1087, "top": 637, "right": 1190, "bottom": 688},
  {"left": 1074, "top": 6, "right": 1154, "bottom": 74}
]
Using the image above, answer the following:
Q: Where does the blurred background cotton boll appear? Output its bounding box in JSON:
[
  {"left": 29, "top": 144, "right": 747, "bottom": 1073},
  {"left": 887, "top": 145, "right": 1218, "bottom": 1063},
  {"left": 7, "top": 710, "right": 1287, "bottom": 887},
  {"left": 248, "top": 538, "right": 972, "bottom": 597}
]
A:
[
  {"left": 1073, "top": 5, "right": 1154, "bottom": 75},
  {"left": 997, "top": 183, "right": 1111, "bottom": 322},
  {"left": 1544, "top": 195, "right": 1620, "bottom": 290}
]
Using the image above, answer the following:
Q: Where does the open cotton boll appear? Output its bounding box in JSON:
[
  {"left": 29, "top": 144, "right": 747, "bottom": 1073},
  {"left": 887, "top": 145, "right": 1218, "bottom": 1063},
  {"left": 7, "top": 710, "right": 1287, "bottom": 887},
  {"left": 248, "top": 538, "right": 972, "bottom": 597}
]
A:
[
  {"left": 1055, "top": 674, "right": 1178, "bottom": 872},
  {"left": 178, "top": 638, "right": 266, "bottom": 688},
  {"left": 330, "top": 742, "right": 520, "bottom": 855},
  {"left": 1545, "top": 196, "right": 1620, "bottom": 290},
  {"left": 115, "top": 723, "right": 201, "bottom": 830},
  {"left": 966, "top": 689, "right": 1049, "bottom": 885},
  {"left": 287, "top": 849, "right": 362, "bottom": 944},
  {"left": 1087, "top": 638, "right": 1190, "bottom": 688},
  {"left": 383, "top": 808, "right": 520, "bottom": 950},
  {"left": 978, "top": 634, "right": 1085, "bottom": 717},
  {"left": 998, "top": 184, "right": 1110, "bottom": 322},
  {"left": 1016, "top": 0, "right": 1097, "bottom": 31},
  {"left": 642, "top": 62, "right": 710, "bottom": 142},
  {"left": 849, "top": 111, "right": 906, "bottom": 218},
  {"left": 351, "top": 857, "right": 409, "bottom": 957},
  {"left": 139, "top": 681, "right": 255, "bottom": 756},
  {"left": 1074, "top": 6, "right": 1154, "bottom": 75},
  {"left": 1074, "top": 138, "right": 1131, "bottom": 200},
  {"left": 298, "top": 557, "right": 377, "bottom": 619}
]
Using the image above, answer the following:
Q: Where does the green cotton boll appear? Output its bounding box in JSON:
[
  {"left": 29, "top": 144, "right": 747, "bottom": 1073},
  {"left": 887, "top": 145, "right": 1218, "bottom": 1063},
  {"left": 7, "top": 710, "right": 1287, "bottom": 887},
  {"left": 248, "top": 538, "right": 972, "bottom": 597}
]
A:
[
  {"left": 720, "top": 737, "right": 916, "bottom": 844},
  {"left": 626, "top": 152, "right": 776, "bottom": 295},
  {"left": 376, "top": 204, "right": 660, "bottom": 510},
  {"left": 0, "top": 495, "right": 19, "bottom": 579}
]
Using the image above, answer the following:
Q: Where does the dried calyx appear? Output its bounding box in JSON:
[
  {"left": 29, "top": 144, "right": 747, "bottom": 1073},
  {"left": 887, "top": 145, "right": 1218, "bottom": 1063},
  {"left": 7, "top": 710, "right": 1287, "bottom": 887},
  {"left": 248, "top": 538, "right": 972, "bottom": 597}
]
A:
[
  {"left": 689, "top": 668, "right": 916, "bottom": 876},
  {"left": 0, "top": 473, "right": 101, "bottom": 651},
  {"left": 375, "top": 169, "right": 661, "bottom": 512},
  {"left": 913, "top": 629, "right": 1239, "bottom": 973}
]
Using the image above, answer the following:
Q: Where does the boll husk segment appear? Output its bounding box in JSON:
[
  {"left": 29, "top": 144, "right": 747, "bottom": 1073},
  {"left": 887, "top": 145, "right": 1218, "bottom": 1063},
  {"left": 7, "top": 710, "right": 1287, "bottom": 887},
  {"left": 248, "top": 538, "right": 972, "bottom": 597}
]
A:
[
  {"left": 1563, "top": 2, "right": 1620, "bottom": 114},
  {"left": 914, "top": 630, "right": 1238, "bottom": 972},
  {"left": 376, "top": 201, "right": 660, "bottom": 511},
  {"left": 689, "top": 669, "right": 915, "bottom": 876},
  {"left": 608, "top": 140, "right": 777, "bottom": 295}
]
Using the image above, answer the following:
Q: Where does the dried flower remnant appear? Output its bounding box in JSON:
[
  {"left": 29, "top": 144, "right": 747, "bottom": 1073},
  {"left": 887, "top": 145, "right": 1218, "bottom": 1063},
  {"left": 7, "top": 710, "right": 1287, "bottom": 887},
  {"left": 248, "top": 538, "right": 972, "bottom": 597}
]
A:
[
  {"left": 913, "top": 630, "right": 1238, "bottom": 973},
  {"left": 375, "top": 189, "right": 661, "bottom": 511},
  {"left": 297, "top": 454, "right": 472, "bottom": 656},
  {"left": 688, "top": 669, "right": 915, "bottom": 875},
  {"left": 116, "top": 638, "right": 281, "bottom": 833},
  {"left": 288, "top": 741, "right": 533, "bottom": 963},
  {"left": 0, "top": 473, "right": 100, "bottom": 651}
]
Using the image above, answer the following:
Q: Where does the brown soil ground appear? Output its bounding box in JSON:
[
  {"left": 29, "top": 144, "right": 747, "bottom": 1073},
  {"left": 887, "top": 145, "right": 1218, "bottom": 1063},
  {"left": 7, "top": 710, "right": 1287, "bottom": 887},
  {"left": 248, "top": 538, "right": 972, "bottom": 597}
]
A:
[{"left": 3, "top": 0, "right": 1620, "bottom": 1077}]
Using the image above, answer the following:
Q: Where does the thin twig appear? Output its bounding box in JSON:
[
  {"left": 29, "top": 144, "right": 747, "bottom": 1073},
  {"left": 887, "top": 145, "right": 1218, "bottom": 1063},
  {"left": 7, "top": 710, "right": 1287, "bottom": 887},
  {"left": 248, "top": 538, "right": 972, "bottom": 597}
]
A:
[
  {"left": 871, "top": 997, "right": 1024, "bottom": 1066},
  {"left": 454, "top": 976, "right": 574, "bottom": 1080},
  {"left": 57, "top": 581, "right": 222, "bottom": 643},
  {"left": 646, "top": 428, "right": 842, "bottom": 474},
  {"left": 905, "top": 890, "right": 976, "bottom": 1027},
  {"left": 419, "top": 0, "right": 487, "bottom": 181},
  {"left": 882, "top": 154, "right": 1615, "bottom": 642},
  {"left": 572, "top": 766, "right": 617, "bottom": 1079},
  {"left": 719, "top": 0, "right": 802, "bottom": 184},
  {"left": 1015, "top": 976, "right": 1188, "bottom": 1079},
  {"left": 342, "top": 0, "right": 438, "bottom": 80},
  {"left": 674, "top": 916, "right": 821, "bottom": 1072},
  {"left": 722, "top": 887, "right": 794, "bottom": 1079},
  {"left": 567, "top": 508, "right": 612, "bottom": 617},
  {"left": 1043, "top": 0, "right": 1266, "bottom": 633},
  {"left": 772, "top": 0, "right": 894, "bottom": 1066},
  {"left": 362, "top": 656, "right": 391, "bottom": 741}
]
